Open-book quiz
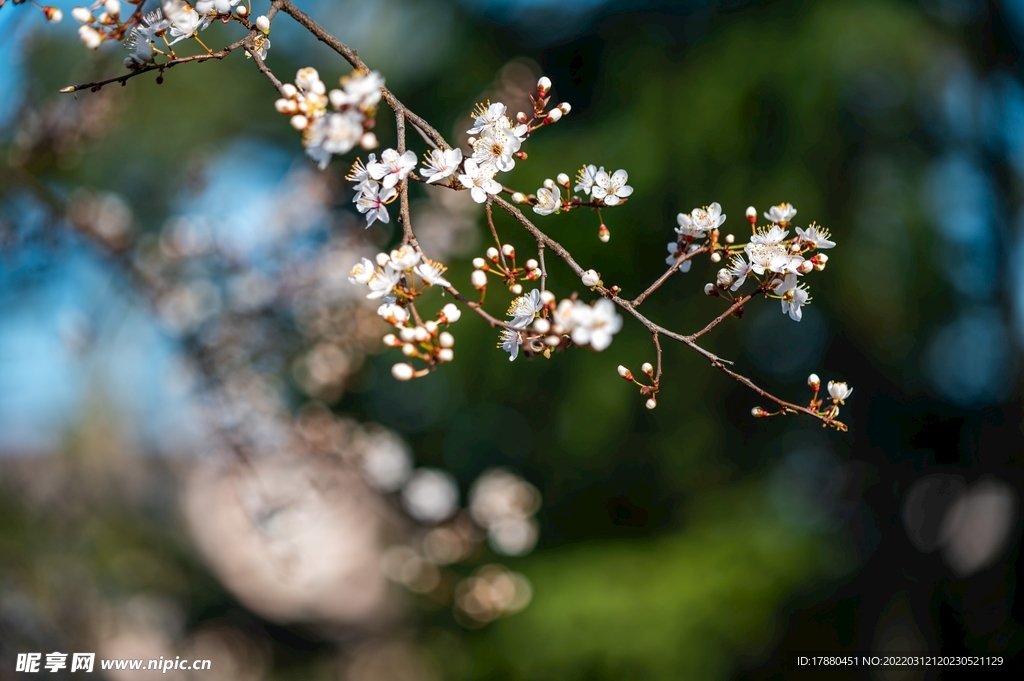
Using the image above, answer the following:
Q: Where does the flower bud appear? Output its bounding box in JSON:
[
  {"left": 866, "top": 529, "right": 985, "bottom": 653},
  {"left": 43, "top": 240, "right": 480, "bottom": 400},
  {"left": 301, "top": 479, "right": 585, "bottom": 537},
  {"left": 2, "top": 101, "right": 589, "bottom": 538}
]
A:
[
  {"left": 645, "top": 398, "right": 657, "bottom": 410},
  {"left": 544, "top": 334, "right": 561, "bottom": 347},
  {"left": 511, "top": 283, "right": 523, "bottom": 295},
  {"left": 471, "top": 270, "right": 488, "bottom": 289},
  {"left": 439, "top": 331, "right": 455, "bottom": 348},
  {"left": 556, "top": 173, "right": 570, "bottom": 187},
  {"left": 798, "top": 260, "right": 814, "bottom": 274},
  {"left": 641, "top": 362, "right": 654, "bottom": 376},
  {"left": 710, "top": 252, "right": 722, "bottom": 263},
  {"left": 424, "top": 320, "right": 438, "bottom": 333},
  {"left": 525, "top": 258, "right": 539, "bottom": 270},
  {"left": 543, "top": 178, "right": 556, "bottom": 190},
  {"left": 807, "top": 373, "right": 820, "bottom": 389},
  {"left": 375, "top": 252, "right": 391, "bottom": 266},
  {"left": 72, "top": 7, "right": 93, "bottom": 23},
  {"left": 725, "top": 233, "right": 735, "bottom": 244},
  {"left": 43, "top": 6, "right": 63, "bottom": 22},
  {"left": 540, "top": 290, "right": 556, "bottom": 305},
  {"left": 581, "top": 269, "right": 601, "bottom": 287},
  {"left": 558, "top": 102, "right": 571, "bottom": 114},
  {"left": 392, "top": 363, "right": 415, "bottom": 381},
  {"left": 256, "top": 15, "right": 271, "bottom": 33},
  {"left": 538, "top": 76, "right": 552, "bottom": 93},
  {"left": 751, "top": 406, "right": 767, "bottom": 417},
  {"left": 598, "top": 224, "right": 610, "bottom": 243},
  {"left": 78, "top": 25, "right": 102, "bottom": 49},
  {"left": 512, "top": 192, "right": 526, "bottom": 204},
  {"left": 441, "top": 303, "right": 461, "bottom": 323},
  {"left": 236, "top": 5, "right": 249, "bottom": 16},
  {"left": 704, "top": 283, "right": 718, "bottom": 296},
  {"left": 437, "top": 348, "right": 454, "bottom": 362},
  {"left": 290, "top": 115, "right": 309, "bottom": 131},
  {"left": 472, "top": 257, "right": 486, "bottom": 269},
  {"left": 360, "top": 132, "right": 379, "bottom": 149},
  {"left": 281, "top": 83, "right": 298, "bottom": 98},
  {"left": 383, "top": 333, "right": 400, "bottom": 347},
  {"left": 517, "top": 112, "right": 528, "bottom": 123},
  {"left": 502, "top": 244, "right": 515, "bottom": 258},
  {"left": 402, "top": 343, "right": 417, "bottom": 357},
  {"left": 532, "top": 318, "right": 550, "bottom": 334},
  {"left": 617, "top": 365, "right": 633, "bottom": 380},
  {"left": 104, "top": 0, "right": 120, "bottom": 16},
  {"left": 546, "top": 108, "right": 562, "bottom": 123},
  {"left": 414, "top": 326, "right": 430, "bottom": 342},
  {"left": 745, "top": 206, "right": 757, "bottom": 224},
  {"left": 716, "top": 268, "right": 732, "bottom": 288},
  {"left": 486, "top": 247, "right": 500, "bottom": 262},
  {"left": 399, "top": 327, "right": 417, "bottom": 342},
  {"left": 274, "top": 98, "right": 291, "bottom": 113}
]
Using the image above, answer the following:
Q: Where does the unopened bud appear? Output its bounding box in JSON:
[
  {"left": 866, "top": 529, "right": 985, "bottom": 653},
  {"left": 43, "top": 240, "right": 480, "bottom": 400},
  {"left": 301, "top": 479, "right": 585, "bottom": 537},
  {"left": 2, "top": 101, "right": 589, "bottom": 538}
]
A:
[
  {"left": 437, "top": 348, "right": 454, "bottom": 362},
  {"left": 439, "top": 331, "right": 455, "bottom": 348},
  {"left": 441, "top": 303, "right": 461, "bottom": 323},
  {"left": 512, "top": 192, "right": 526, "bottom": 204},
  {"left": 543, "top": 178, "right": 556, "bottom": 190},
  {"left": 538, "top": 76, "right": 552, "bottom": 93},
  {"left": 281, "top": 83, "right": 297, "bottom": 98},
  {"left": 546, "top": 108, "right": 562, "bottom": 123},
  {"left": 704, "top": 283, "right": 718, "bottom": 296},
  {"left": 617, "top": 365, "right": 632, "bottom": 380},
  {"left": 360, "top": 132, "right": 379, "bottom": 149},
  {"left": 725, "top": 233, "right": 735, "bottom": 244},
  {"left": 716, "top": 268, "right": 732, "bottom": 288},
  {"left": 798, "top": 260, "right": 814, "bottom": 274},
  {"left": 544, "top": 334, "right": 561, "bottom": 347},
  {"left": 642, "top": 363, "right": 654, "bottom": 377},
  {"left": 375, "top": 252, "right": 391, "bottom": 266},
  {"left": 525, "top": 258, "right": 539, "bottom": 270},
  {"left": 556, "top": 173, "right": 570, "bottom": 187},
  {"left": 751, "top": 406, "right": 767, "bottom": 417},
  {"left": 516, "top": 111, "right": 528, "bottom": 123},
  {"left": 745, "top": 206, "right": 757, "bottom": 224},
  {"left": 486, "top": 247, "right": 500, "bottom": 262},
  {"left": 472, "top": 257, "right": 486, "bottom": 269},
  {"left": 424, "top": 320, "right": 438, "bottom": 333},
  {"left": 807, "top": 373, "right": 820, "bottom": 389},
  {"left": 290, "top": 115, "right": 309, "bottom": 131},
  {"left": 598, "top": 224, "right": 610, "bottom": 243},
  {"left": 72, "top": 7, "right": 93, "bottom": 23},
  {"left": 256, "top": 15, "right": 271, "bottom": 32},
  {"left": 399, "top": 327, "right": 417, "bottom": 342},
  {"left": 402, "top": 343, "right": 417, "bottom": 357},
  {"left": 511, "top": 283, "right": 523, "bottom": 295},
  {"left": 581, "top": 269, "right": 601, "bottom": 287},
  {"left": 236, "top": 4, "right": 249, "bottom": 16},
  {"left": 502, "top": 244, "right": 515, "bottom": 258},
  {"left": 383, "top": 333, "right": 399, "bottom": 347},
  {"left": 392, "top": 363, "right": 415, "bottom": 381},
  {"left": 558, "top": 102, "right": 571, "bottom": 114},
  {"left": 645, "top": 398, "right": 657, "bottom": 410},
  {"left": 532, "top": 318, "right": 550, "bottom": 334},
  {"left": 710, "top": 252, "right": 722, "bottom": 263},
  {"left": 43, "top": 6, "right": 63, "bottom": 22},
  {"left": 413, "top": 326, "right": 430, "bottom": 342},
  {"left": 471, "top": 270, "right": 488, "bottom": 289},
  {"left": 540, "top": 290, "right": 556, "bottom": 305},
  {"left": 104, "top": 0, "right": 120, "bottom": 16}
]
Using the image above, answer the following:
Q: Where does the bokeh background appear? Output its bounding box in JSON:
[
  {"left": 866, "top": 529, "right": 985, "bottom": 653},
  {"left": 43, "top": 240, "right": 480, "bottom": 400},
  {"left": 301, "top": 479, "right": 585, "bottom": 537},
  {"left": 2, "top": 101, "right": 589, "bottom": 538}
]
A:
[{"left": 2, "top": 0, "right": 1024, "bottom": 679}]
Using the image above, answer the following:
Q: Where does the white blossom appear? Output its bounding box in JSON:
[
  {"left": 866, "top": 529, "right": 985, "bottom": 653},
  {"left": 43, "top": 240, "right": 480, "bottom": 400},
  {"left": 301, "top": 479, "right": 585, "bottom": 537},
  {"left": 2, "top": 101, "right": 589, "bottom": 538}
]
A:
[
  {"left": 415, "top": 260, "right": 451, "bottom": 287},
  {"left": 472, "top": 122, "right": 522, "bottom": 172},
  {"left": 775, "top": 273, "right": 810, "bottom": 321},
  {"left": 591, "top": 168, "right": 633, "bottom": 206},
  {"left": 377, "top": 302, "right": 408, "bottom": 324},
  {"left": 389, "top": 246, "right": 421, "bottom": 271},
  {"left": 468, "top": 102, "right": 509, "bottom": 135},
  {"left": 750, "top": 225, "right": 789, "bottom": 245},
  {"left": 574, "top": 164, "right": 599, "bottom": 195},
  {"left": 346, "top": 154, "right": 377, "bottom": 195},
  {"left": 195, "top": 0, "right": 239, "bottom": 15},
  {"left": 533, "top": 184, "right": 561, "bottom": 216},
  {"left": 348, "top": 257, "right": 376, "bottom": 285},
  {"left": 507, "top": 289, "right": 543, "bottom": 328},
  {"left": 163, "top": 2, "right": 207, "bottom": 44},
  {"left": 581, "top": 269, "right": 600, "bottom": 287},
  {"left": 827, "top": 380, "right": 853, "bottom": 403},
  {"left": 498, "top": 328, "right": 523, "bottom": 361},
  {"left": 727, "top": 255, "right": 753, "bottom": 291},
  {"left": 458, "top": 159, "right": 501, "bottom": 204},
  {"left": 796, "top": 225, "right": 836, "bottom": 250},
  {"left": 355, "top": 182, "right": 396, "bottom": 227},
  {"left": 676, "top": 202, "right": 726, "bottom": 238},
  {"left": 330, "top": 70, "right": 385, "bottom": 111},
  {"left": 368, "top": 148, "right": 417, "bottom": 189},
  {"left": 569, "top": 299, "right": 622, "bottom": 351},
  {"left": 666, "top": 242, "right": 701, "bottom": 273},
  {"left": 304, "top": 111, "right": 364, "bottom": 169},
  {"left": 764, "top": 202, "right": 797, "bottom": 224},
  {"left": 420, "top": 148, "right": 463, "bottom": 184},
  {"left": 366, "top": 264, "right": 402, "bottom": 300},
  {"left": 402, "top": 469, "right": 459, "bottom": 524}
]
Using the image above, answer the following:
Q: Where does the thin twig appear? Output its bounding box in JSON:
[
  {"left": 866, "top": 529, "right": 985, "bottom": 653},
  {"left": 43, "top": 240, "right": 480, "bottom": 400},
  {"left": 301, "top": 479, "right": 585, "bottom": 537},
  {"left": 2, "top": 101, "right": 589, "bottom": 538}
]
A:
[{"left": 631, "top": 244, "right": 709, "bottom": 306}]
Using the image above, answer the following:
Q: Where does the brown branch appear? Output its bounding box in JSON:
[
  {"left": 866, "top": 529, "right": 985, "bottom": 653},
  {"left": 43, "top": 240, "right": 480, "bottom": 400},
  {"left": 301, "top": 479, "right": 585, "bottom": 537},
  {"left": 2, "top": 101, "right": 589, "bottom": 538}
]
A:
[
  {"left": 395, "top": 110, "right": 420, "bottom": 250},
  {"left": 631, "top": 244, "right": 709, "bottom": 306},
  {"left": 653, "top": 332, "right": 663, "bottom": 383},
  {"left": 485, "top": 201, "right": 509, "bottom": 272},
  {"left": 689, "top": 289, "right": 759, "bottom": 341}
]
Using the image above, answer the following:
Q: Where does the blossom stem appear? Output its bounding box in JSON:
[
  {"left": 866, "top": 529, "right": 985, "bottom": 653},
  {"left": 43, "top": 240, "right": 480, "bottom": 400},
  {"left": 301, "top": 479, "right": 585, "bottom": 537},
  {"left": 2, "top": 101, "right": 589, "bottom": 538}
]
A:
[{"left": 631, "top": 245, "right": 710, "bottom": 306}]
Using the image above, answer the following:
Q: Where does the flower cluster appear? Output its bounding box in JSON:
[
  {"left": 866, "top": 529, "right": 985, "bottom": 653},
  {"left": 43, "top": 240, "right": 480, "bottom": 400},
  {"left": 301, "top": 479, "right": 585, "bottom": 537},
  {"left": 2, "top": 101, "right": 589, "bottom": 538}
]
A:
[
  {"left": 518, "top": 166, "right": 631, "bottom": 242},
  {"left": 617, "top": 362, "right": 660, "bottom": 410},
  {"left": 752, "top": 374, "right": 853, "bottom": 425},
  {"left": 470, "top": 243, "right": 543, "bottom": 297},
  {"left": 346, "top": 149, "right": 416, "bottom": 226},
  {"left": 276, "top": 67, "right": 384, "bottom": 170}
]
